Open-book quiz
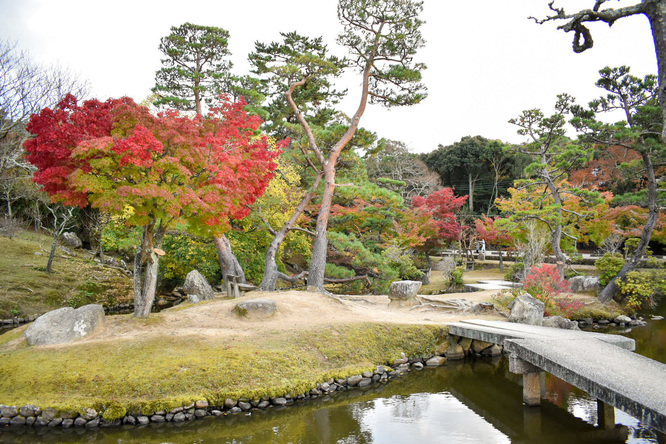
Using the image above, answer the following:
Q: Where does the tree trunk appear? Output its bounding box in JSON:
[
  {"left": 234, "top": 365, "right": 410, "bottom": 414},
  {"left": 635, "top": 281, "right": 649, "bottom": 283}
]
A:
[
  {"left": 134, "top": 250, "right": 159, "bottom": 318},
  {"left": 645, "top": 1, "right": 666, "bottom": 140},
  {"left": 307, "top": 163, "right": 337, "bottom": 291},
  {"left": 259, "top": 173, "right": 321, "bottom": 291},
  {"left": 46, "top": 231, "right": 59, "bottom": 274},
  {"left": 598, "top": 151, "right": 659, "bottom": 303},
  {"left": 5, "top": 190, "right": 11, "bottom": 219},
  {"left": 468, "top": 173, "right": 474, "bottom": 213},
  {"left": 214, "top": 234, "right": 246, "bottom": 284},
  {"left": 133, "top": 223, "right": 166, "bottom": 318}
]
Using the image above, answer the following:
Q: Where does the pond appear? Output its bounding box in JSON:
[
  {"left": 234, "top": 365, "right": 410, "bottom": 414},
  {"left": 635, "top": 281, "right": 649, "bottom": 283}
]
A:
[{"left": 1, "top": 302, "right": 664, "bottom": 443}]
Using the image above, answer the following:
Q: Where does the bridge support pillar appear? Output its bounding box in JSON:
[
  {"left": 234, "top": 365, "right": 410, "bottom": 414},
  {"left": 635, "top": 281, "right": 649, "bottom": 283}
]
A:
[
  {"left": 509, "top": 355, "right": 543, "bottom": 406},
  {"left": 597, "top": 400, "right": 616, "bottom": 429}
]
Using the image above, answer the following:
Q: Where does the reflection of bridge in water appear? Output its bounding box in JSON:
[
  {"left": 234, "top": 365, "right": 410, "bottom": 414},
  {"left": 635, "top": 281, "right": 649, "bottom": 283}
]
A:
[
  {"left": 449, "top": 319, "right": 666, "bottom": 436},
  {"left": 444, "top": 359, "right": 629, "bottom": 443}
]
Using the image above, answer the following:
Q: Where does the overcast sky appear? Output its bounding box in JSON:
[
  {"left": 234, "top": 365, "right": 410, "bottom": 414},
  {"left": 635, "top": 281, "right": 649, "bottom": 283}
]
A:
[{"left": 0, "top": 0, "right": 657, "bottom": 153}]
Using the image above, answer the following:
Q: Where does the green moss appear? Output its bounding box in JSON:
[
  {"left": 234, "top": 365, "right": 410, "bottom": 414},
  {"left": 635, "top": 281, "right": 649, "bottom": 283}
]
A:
[
  {"left": 0, "top": 322, "right": 444, "bottom": 416},
  {"left": 101, "top": 403, "right": 127, "bottom": 420},
  {"left": 571, "top": 300, "right": 625, "bottom": 320}
]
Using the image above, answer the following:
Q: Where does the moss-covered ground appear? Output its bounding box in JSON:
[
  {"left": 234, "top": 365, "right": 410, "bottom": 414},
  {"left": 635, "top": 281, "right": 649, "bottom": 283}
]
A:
[
  {"left": 0, "top": 231, "right": 133, "bottom": 319},
  {"left": 0, "top": 316, "right": 447, "bottom": 420}
]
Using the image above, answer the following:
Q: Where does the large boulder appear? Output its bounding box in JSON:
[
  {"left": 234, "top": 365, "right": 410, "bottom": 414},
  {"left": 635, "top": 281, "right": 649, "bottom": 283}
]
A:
[
  {"left": 388, "top": 280, "right": 422, "bottom": 306},
  {"left": 569, "top": 275, "right": 601, "bottom": 293},
  {"left": 24, "top": 305, "right": 105, "bottom": 345},
  {"left": 182, "top": 270, "right": 215, "bottom": 303},
  {"left": 234, "top": 298, "right": 277, "bottom": 319},
  {"left": 62, "top": 232, "right": 82, "bottom": 249},
  {"left": 507, "top": 293, "right": 545, "bottom": 326}
]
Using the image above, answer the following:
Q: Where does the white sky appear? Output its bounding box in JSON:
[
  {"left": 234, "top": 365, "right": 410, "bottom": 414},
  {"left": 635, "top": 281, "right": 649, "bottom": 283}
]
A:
[{"left": 0, "top": 0, "right": 657, "bottom": 153}]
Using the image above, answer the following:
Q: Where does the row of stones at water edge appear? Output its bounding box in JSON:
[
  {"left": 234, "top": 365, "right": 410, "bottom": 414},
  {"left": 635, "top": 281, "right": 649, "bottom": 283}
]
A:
[{"left": 0, "top": 333, "right": 503, "bottom": 429}]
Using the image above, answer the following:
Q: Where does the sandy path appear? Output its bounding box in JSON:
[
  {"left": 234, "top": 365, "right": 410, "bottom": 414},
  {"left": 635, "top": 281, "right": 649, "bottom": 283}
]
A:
[{"left": 49, "top": 287, "right": 503, "bottom": 348}]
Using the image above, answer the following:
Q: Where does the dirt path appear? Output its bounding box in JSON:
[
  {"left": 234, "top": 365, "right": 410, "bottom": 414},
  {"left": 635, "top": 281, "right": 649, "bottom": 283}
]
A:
[{"left": 13, "top": 288, "right": 504, "bottom": 351}]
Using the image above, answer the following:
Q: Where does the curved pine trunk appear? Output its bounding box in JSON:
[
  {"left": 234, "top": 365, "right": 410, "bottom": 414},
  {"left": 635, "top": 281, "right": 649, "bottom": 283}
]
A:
[
  {"left": 307, "top": 164, "right": 336, "bottom": 291},
  {"left": 598, "top": 152, "right": 659, "bottom": 303}
]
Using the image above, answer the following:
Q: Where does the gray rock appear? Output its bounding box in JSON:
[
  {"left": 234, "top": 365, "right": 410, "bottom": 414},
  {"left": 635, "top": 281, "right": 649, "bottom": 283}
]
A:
[
  {"left": 82, "top": 408, "right": 97, "bottom": 421},
  {"left": 48, "top": 418, "right": 63, "bottom": 427},
  {"left": 194, "top": 400, "right": 208, "bottom": 409},
  {"left": 19, "top": 405, "right": 36, "bottom": 417},
  {"left": 445, "top": 343, "right": 465, "bottom": 360},
  {"left": 24, "top": 304, "right": 105, "bottom": 345},
  {"left": 257, "top": 401, "right": 270, "bottom": 409},
  {"left": 9, "top": 416, "right": 26, "bottom": 426},
  {"left": 358, "top": 378, "right": 373, "bottom": 387},
  {"left": 0, "top": 405, "right": 17, "bottom": 418},
  {"left": 388, "top": 280, "right": 422, "bottom": 301},
  {"left": 183, "top": 270, "right": 215, "bottom": 302},
  {"left": 172, "top": 412, "right": 186, "bottom": 422},
  {"left": 62, "top": 232, "right": 83, "bottom": 249},
  {"left": 35, "top": 416, "right": 51, "bottom": 427},
  {"left": 425, "top": 356, "right": 447, "bottom": 366},
  {"left": 271, "top": 398, "right": 287, "bottom": 406},
  {"left": 194, "top": 409, "right": 207, "bottom": 417},
  {"left": 100, "top": 418, "right": 121, "bottom": 428},
  {"left": 412, "top": 362, "right": 424, "bottom": 370},
  {"left": 122, "top": 415, "right": 136, "bottom": 425},
  {"left": 569, "top": 275, "right": 601, "bottom": 293},
  {"left": 224, "top": 398, "right": 237, "bottom": 409},
  {"left": 480, "top": 344, "right": 504, "bottom": 356},
  {"left": 136, "top": 416, "right": 150, "bottom": 425},
  {"left": 234, "top": 298, "right": 277, "bottom": 319},
  {"left": 0, "top": 418, "right": 9, "bottom": 426},
  {"left": 615, "top": 315, "right": 632, "bottom": 324},
  {"left": 471, "top": 340, "right": 493, "bottom": 354},
  {"left": 85, "top": 417, "right": 100, "bottom": 428},
  {"left": 61, "top": 418, "right": 74, "bottom": 428},
  {"left": 508, "top": 293, "right": 545, "bottom": 326},
  {"left": 543, "top": 316, "right": 580, "bottom": 330},
  {"left": 151, "top": 415, "right": 166, "bottom": 423},
  {"left": 74, "top": 417, "right": 87, "bottom": 427},
  {"left": 347, "top": 375, "right": 363, "bottom": 386}
]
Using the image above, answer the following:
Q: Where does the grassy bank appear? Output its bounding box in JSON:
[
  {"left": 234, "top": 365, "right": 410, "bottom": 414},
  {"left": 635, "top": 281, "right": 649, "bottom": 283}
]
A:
[
  {"left": 0, "top": 231, "right": 132, "bottom": 319},
  {"left": 0, "top": 316, "right": 447, "bottom": 419}
]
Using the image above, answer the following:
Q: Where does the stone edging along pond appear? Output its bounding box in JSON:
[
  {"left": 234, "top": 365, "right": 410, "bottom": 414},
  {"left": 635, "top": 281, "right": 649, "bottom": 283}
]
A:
[{"left": 0, "top": 336, "right": 504, "bottom": 429}]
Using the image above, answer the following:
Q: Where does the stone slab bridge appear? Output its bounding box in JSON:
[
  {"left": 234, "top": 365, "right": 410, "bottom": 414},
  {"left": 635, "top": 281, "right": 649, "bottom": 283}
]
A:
[{"left": 447, "top": 319, "right": 666, "bottom": 434}]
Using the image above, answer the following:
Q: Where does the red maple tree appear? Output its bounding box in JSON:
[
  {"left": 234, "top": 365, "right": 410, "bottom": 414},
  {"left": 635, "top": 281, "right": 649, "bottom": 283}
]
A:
[{"left": 25, "top": 94, "right": 283, "bottom": 317}]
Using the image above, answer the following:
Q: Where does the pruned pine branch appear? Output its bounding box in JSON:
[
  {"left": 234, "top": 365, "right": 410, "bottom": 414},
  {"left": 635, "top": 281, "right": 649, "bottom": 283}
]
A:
[{"left": 530, "top": 1, "right": 648, "bottom": 53}]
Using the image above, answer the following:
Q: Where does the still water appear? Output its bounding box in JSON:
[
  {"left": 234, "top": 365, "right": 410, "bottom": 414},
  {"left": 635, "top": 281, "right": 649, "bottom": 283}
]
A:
[{"left": 1, "top": 305, "right": 664, "bottom": 443}]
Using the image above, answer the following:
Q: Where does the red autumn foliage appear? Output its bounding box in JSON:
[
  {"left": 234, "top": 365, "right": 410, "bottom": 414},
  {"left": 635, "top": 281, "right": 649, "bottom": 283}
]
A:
[
  {"left": 24, "top": 94, "right": 132, "bottom": 207},
  {"left": 24, "top": 94, "right": 284, "bottom": 234},
  {"left": 412, "top": 188, "right": 468, "bottom": 241},
  {"left": 475, "top": 215, "right": 513, "bottom": 247}
]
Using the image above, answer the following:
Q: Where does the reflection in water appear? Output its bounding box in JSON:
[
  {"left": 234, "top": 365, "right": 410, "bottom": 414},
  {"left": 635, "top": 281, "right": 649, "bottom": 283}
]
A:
[{"left": 357, "top": 393, "right": 509, "bottom": 443}]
